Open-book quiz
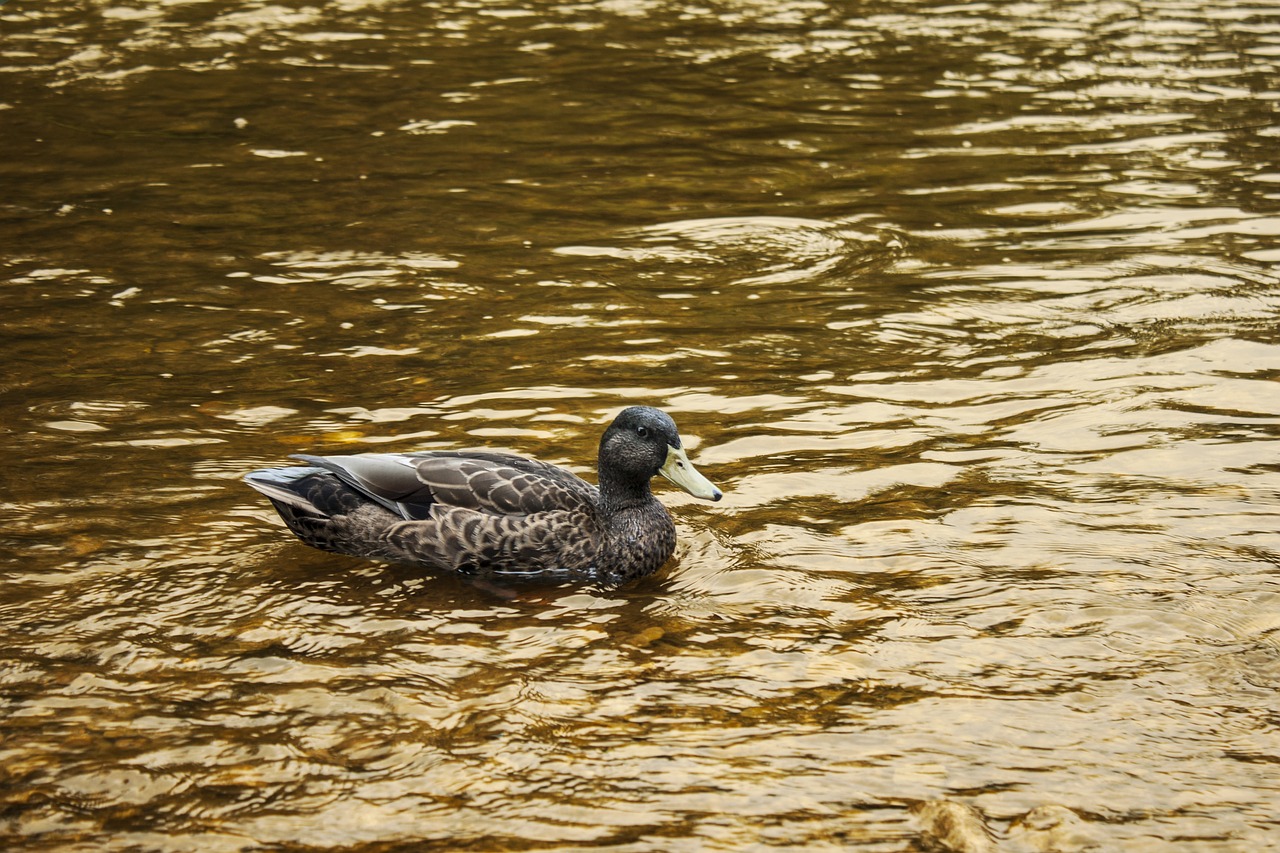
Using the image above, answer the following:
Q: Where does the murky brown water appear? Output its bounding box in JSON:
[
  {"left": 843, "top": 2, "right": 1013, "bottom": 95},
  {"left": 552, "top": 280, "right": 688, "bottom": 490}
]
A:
[{"left": 4, "top": 0, "right": 1280, "bottom": 850}]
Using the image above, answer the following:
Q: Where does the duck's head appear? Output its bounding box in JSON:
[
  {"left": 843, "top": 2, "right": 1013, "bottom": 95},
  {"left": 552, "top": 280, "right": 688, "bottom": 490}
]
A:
[{"left": 599, "top": 406, "right": 722, "bottom": 502}]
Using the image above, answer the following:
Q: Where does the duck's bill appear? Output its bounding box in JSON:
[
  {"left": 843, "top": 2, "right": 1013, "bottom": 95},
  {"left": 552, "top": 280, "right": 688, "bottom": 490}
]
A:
[{"left": 660, "top": 445, "right": 723, "bottom": 502}]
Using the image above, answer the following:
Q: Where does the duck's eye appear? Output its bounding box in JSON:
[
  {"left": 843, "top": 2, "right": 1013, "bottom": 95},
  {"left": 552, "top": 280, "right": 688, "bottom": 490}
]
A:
[{"left": 636, "top": 425, "right": 649, "bottom": 438}]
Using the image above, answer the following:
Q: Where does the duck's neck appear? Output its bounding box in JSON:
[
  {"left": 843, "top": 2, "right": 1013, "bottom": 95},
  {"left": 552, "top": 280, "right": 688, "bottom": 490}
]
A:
[
  {"left": 596, "top": 464, "right": 655, "bottom": 516},
  {"left": 594, "top": 488, "right": 677, "bottom": 586}
]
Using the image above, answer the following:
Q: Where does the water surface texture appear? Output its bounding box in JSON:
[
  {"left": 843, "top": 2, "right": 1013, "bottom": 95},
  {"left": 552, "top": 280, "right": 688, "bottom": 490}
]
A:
[{"left": 3, "top": 0, "right": 1280, "bottom": 850}]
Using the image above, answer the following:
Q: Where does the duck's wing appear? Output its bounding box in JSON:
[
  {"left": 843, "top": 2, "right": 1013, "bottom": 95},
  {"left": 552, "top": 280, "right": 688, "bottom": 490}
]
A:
[{"left": 290, "top": 451, "right": 597, "bottom": 521}]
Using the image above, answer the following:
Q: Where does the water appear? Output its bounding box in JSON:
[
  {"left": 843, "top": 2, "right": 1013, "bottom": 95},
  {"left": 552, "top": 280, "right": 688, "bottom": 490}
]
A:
[{"left": 3, "top": 0, "right": 1279, "bottom": 850}]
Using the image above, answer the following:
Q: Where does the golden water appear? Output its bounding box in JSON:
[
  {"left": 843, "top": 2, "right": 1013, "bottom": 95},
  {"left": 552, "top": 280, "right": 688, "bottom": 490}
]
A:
[{"left": 2, "top": 0, "right": 1279, "bottom": 849}]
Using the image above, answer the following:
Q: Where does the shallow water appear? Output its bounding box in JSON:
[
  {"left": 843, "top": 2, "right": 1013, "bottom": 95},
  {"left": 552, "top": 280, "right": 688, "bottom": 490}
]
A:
[{"left": 3, "top": 0, "right": 1280, "bottom": 850}]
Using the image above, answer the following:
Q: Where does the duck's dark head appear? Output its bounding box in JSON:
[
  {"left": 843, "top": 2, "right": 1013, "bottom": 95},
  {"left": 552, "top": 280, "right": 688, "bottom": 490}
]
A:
[{"left": 598, "top": 406, "right": 722, "bottom": 503}]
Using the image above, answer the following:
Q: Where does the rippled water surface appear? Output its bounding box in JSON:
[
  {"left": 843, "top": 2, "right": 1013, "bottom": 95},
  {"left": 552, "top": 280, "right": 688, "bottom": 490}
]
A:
[{"left": 4, "top": 0, "right": 1280, "bottom": 850}]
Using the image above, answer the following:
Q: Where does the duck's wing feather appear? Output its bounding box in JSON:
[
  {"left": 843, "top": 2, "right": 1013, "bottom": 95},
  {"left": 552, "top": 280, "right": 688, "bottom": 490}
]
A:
[{"left": 290, "top": 451, "right": 597, "bottom": 522}]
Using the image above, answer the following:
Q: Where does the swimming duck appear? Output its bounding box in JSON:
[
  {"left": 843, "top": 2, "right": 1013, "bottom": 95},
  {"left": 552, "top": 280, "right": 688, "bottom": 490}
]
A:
[{"left": 244, "top": 406, "right": 722, "bottom": 585}]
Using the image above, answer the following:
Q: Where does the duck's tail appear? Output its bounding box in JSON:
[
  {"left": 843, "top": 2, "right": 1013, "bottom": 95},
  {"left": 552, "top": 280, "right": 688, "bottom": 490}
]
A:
[
  {"left": 244, "top": 466, "right": 327, "bottom": 513},
  {"left": 244, "top": 466, "right": 392, "bottom": 556}
]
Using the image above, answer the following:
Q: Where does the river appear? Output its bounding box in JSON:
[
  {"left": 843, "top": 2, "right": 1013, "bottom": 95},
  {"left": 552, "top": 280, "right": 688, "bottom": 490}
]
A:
[{"left": 2, "top": 0, "right": 1279, "bottom": 850}]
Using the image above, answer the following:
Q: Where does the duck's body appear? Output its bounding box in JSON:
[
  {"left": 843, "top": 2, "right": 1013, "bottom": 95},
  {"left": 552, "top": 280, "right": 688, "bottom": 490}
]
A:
[{"left": 244, "top": 406, "right": 721, "bottom": 586}]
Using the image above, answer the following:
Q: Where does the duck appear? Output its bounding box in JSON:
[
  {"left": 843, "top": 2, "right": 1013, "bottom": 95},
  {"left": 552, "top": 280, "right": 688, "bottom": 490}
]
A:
[{"left": 244, "top": 406, "right": 722, "bottom": 586}]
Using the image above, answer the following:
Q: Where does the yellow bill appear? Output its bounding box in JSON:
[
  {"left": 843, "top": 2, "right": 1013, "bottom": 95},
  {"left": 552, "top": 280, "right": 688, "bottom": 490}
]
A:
[{"left": 659, "top": 445, "right": 722, "bottom": 501}]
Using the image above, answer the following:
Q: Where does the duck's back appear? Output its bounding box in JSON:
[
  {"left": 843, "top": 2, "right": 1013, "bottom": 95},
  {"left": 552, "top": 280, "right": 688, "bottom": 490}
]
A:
[{"left": 399, "top": 451, "right": 598, "bottom": 517}]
